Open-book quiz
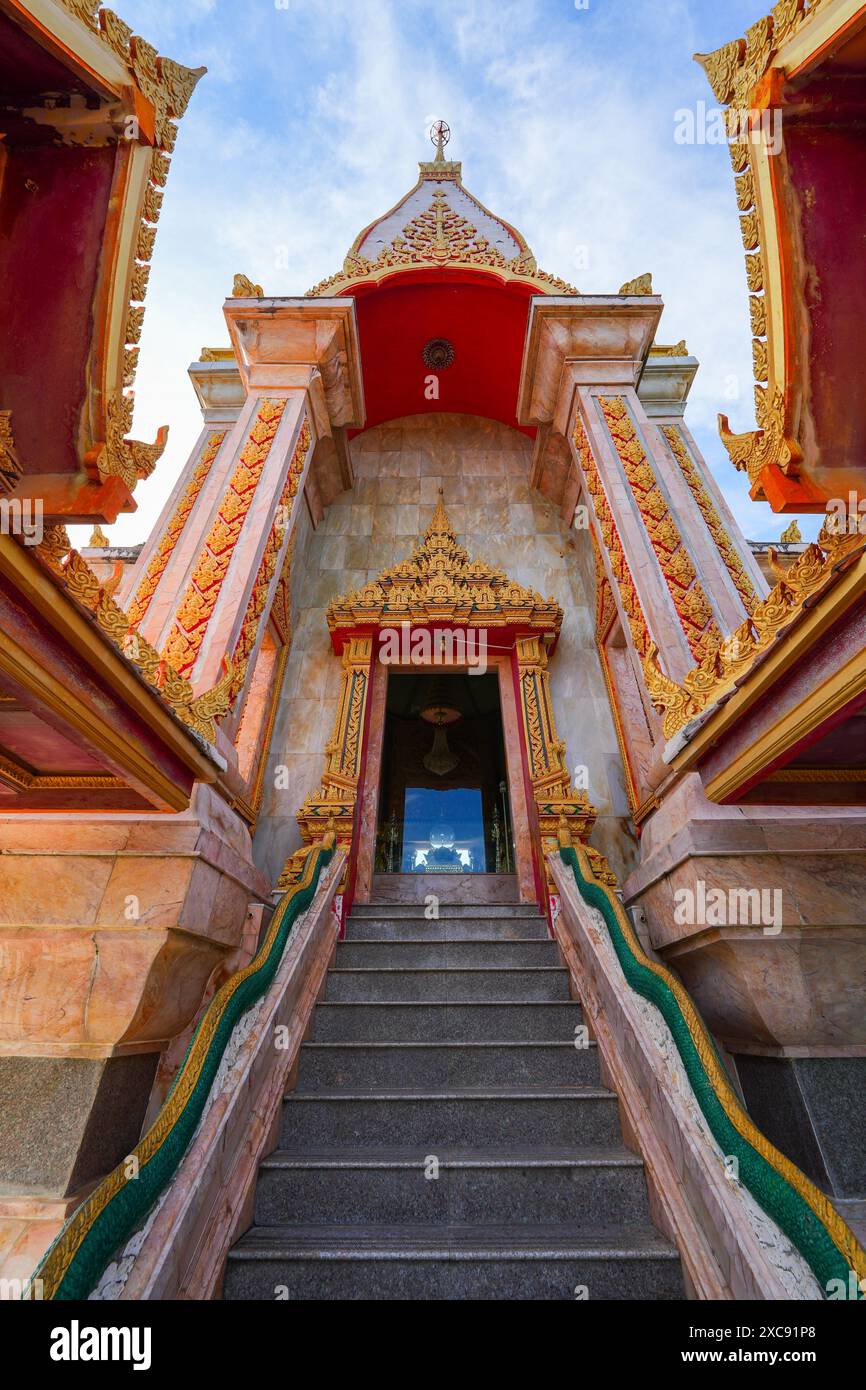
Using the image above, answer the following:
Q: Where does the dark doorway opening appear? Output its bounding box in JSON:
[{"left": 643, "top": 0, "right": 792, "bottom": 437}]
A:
[{"left": 375, "top": 672, "right": 516, "bottom": 875}]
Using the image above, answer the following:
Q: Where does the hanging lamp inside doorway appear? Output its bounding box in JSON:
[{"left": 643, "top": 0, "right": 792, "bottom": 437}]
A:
[{"left": 419, "top": 678, "right": 461, "bottom": 777}]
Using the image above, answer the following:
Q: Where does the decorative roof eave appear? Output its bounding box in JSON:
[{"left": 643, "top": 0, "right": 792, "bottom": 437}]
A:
[
  {"left": 308, "top": 259, "right": 578, "bottom": 301},
  {"left": 694, "top": 0, "right": 859, "bottom": 511},
  {"left": 326, "top": 498, "right": 564, "bottom": 637},
  {"left": 694, "top": 0, "right": 850, "bottom": 110},
  {"left": 30, "top": 525, "right": 239, "bottom": 751},
  {"left": 43, "top": 3, "right": 206, "bottom": 504},
  {"left": 643, "top": 520, "right": 866, "bottom": 751},
  {"left": 307, "top": 160, "right": 579, "bottom": 299}
]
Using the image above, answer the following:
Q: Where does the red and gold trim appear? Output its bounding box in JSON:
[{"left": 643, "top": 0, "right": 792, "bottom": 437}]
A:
[{"left": 162, "top": 401, "right": 288, "bottom": 676}]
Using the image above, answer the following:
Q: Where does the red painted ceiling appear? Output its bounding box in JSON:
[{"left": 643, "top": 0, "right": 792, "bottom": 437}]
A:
[
  {"left": 0, "top": 11, "right": 94, "bottom": 99},
  {"left": 346, "top": 270, "right": 538, "bottom": 439}
]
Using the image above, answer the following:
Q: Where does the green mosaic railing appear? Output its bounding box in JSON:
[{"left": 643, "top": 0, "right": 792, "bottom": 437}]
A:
[
  {"left": 33, "top": 842, "right": 335, "bottom": 1301},
  {"left": 558, "top": 843, "right": 865, "bottom": 1300}
]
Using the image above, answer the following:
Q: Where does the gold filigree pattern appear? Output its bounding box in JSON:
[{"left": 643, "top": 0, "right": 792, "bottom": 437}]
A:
[
  {"left": 162, "top": 402, "right": 291, "bottom": 676},
  {"left": 694, "top": 6, "right": 840, "bottom": 498},
  {"left": 719, "top": 386, "right": 802, "bottom": 486},
  {"left": 0, "top": 412, "right": 22, "bottom": 496},
  {"left": 308, "top": 187, "right": 578, "bottom": 297},
  {"left": 127, "top": 429, "right": 227, "bottom": 627},
  {"left": 270, "top": 541, "right": 293, "bottom": 645},
  {"left": 296, "top": 636, "right": 374, "bottom": 857},
  {"left": 327, "top": 496, "right": 562, "bottom": 632},
  {"left": 592, "top": 533, "right": 641, "bottom": 819},
  {"left": 58, "top": 0, "right": 100, "bottom": 23},
  {"left": 230, "top": 482, "right": 298, "bottom": 706},
  {"left": 599, "top": 398, "right": 721, "bottom": 660},
  {"left": 619, "top": 273, "right": 654, "bottom": 295},
  {"left": 644, "top": 520, "right": 866, "bottom": 739},
  {"left": 516, "top": 633, "right": 601, "bottom": 873},
  {"left": 94, "top": 391, "right": 169, "bottom": 492},
  {"left": 31, "top": 531, "right": 233, "bottom": 745},
  {"left": 572, "top": 414, "right": 651, "bottom": 658},
  {"left": 661, "top": 424, "right": 760, "bottom": 615},
  {"left": 696, "top": 1, "right": 825, "bottom": 108}
]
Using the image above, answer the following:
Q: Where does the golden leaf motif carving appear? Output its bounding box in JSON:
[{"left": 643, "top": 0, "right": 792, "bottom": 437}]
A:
[
  {"left": 95, "top": 392, "right": 168, "bottom": 493},
  {"left": 642, "top": 514, "right": 859, "bottom": 742},
  {"left": 745, "top": 253, "right": 764, "bottom": 293},
  {"left": 735, "top": 170, "right": 755, "bottom": 212},
  {"left": 661, "top": 425, "right": 759, "bottom": 616},
  {"left": 718, "top": 386, "right": 801, "bottom": 485},
  {"left": 327, "top": 496, "right": 562, "bottom": 633},
  {"left": 740, "top": 211, "right": 760, "bottom": 251},
  {"left": 163, "top": 404, "right": 296, "bottom": 676},
  {"left": 0, "top": 412, "right": 22, "bottom": 496},
  {"left": 600, "top": 397, "right": 718, "bottom": 660},
  {"left": 58, "top": 0, "right": 99, "bottom": 25},
  {"left": 131, "top": 263, "right": 150, "bottom": 302},
  {"left": 618, "top": 273, "right": 653, "bottom": 295},
  {"left": 233, "top": 274, "right": 264, "bottom": 297},
  {"left": 308, "top": 186, "right": 578, "bottom": 297},
  {"left": 752, "top": 337, "right": 769, "bottom": 382},
  {"left": 127, "top": 429, "right": 227, "bottom": 626},
  {"left": 749, "top": 295, "right": 767, "bottom": 336},
  {"left": 694, "top": 40, "right": 744, "bottom": 104}
]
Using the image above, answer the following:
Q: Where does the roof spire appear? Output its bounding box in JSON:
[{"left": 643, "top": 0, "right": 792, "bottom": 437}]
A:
[
  {"left": 426, "top": 487, "right": 454, "bottom": 541},
  {"left": 429, "top": 119, "right": 451, "bottom": 164}
]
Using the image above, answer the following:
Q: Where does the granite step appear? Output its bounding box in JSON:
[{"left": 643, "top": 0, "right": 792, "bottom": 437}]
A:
[
  {"left": 325, "top": 967, "right": 572, "bottom": 1003},
  {"left": 336, "top": 938, "right": 559, "bottom": 968},
  {"left": 254, "top": 1146, "right": 649, "bottom": 1227},
  {"left": 346, "top": 914, "right": 549, "bottom": 941},
  {"left": 349, "top": 903, "right": 541, "bottom": 919},
  {"left": 295, "top": 1040, "right": 599, "bottom": 1090},
  {"left": 223, "top": 1223, "right": 685, "bottom": 1301},
  {"left": 224, "top": 894, "right": 684, "bottom": 1301},
  {"left": 281, "top": 1088, "right": 621, "bottom": 1148},
  {"left": 310, "top": 1001, "right": 583, "bottom": 1042}
]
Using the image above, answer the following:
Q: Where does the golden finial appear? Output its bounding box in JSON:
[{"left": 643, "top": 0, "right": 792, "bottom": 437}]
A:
[
  {"left": 426, "top": 488, "right": 453, "bottom": 539},
  {"left": 87, "top": 524, "right": 109, "bottom": 548},
  {"left": 779, "top": 519, "right": 802, "bottom": 544}
]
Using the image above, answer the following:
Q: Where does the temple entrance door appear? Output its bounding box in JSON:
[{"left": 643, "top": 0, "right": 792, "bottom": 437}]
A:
[{"left": 374, "top": 672, "right": 516, "bottom": 879}]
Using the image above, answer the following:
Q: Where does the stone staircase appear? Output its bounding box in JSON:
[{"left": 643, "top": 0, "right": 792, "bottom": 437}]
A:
[{"left": 223, "top": 900, "right": 684, "bottom": 1300}]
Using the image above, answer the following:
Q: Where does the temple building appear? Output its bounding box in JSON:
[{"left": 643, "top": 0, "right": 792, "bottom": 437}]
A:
[{"left": 0, "top": 0, "right": 864, "bottom": 1303}]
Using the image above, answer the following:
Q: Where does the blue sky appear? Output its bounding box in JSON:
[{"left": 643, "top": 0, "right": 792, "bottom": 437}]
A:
[{"left": 90, "top": 0, "right": 812, "bottom": 550}]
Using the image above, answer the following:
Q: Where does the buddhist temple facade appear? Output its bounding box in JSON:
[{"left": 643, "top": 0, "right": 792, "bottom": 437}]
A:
[{"left": 1, "top": 0, "right": 864, "bottom": 1305}]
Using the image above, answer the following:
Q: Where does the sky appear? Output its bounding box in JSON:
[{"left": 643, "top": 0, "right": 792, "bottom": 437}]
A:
[{"left": 79, "top": 0, "right": 813, "bottom": 551}]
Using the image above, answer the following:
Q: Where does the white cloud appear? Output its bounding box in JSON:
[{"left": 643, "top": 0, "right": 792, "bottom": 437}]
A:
[{"left": 75, "top": 0, "right": 813, "bottom": 552}]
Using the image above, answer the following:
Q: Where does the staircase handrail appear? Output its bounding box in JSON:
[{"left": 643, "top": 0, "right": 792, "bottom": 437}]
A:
[
  {"left": 31, "top": 836, "right": 336, "bottom": 1301},
  {"left": 557, "top": 839, "right": 866, "bottom": 1299}
]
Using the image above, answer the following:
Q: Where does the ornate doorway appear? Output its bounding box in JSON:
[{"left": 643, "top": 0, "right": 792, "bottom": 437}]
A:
[{"left": 292, "top": 498, "right": 603, "bottom": 913}]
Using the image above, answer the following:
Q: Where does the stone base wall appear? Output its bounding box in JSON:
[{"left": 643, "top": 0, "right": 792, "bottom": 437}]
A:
[{"left": 0, "top": 784, "right": 271, "bottom": 1285}]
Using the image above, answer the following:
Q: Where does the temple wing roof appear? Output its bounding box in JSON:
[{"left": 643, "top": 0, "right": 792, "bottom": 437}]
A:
[{"left": 309, "top": 151, "right": 578, "bottom": 298}]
